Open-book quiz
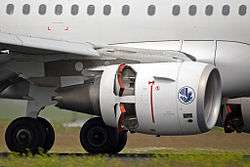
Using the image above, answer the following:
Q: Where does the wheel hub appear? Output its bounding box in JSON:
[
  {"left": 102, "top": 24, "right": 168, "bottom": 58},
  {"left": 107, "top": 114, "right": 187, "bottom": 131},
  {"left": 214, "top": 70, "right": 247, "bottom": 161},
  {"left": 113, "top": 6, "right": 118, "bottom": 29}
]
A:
[
  {"left": 87, "top": 127, "right": 107, "bottom": 147},
  {"left": 16, "top": 129, "right": 32, "bottom": 146}
]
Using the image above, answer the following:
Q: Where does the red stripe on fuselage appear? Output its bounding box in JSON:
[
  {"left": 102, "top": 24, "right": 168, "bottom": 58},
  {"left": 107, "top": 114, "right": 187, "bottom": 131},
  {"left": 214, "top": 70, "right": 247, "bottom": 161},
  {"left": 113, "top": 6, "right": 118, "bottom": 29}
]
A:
[{"left": 148, "top": 81, "right": 155, "bottom": 123}]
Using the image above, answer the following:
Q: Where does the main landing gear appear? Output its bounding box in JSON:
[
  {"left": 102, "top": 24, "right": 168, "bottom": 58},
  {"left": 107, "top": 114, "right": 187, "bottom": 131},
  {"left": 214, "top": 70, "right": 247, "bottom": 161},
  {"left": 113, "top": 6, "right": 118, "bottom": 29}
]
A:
[
  {"left": 80, "top": 117, "right": 127, "bottom": 154},
  {"left": 223, "top": 104, "right": 244, "bottom": 133},
  {"left": 5, "top": 116, "right": 127, "bottom": 154},
  {"left": 5, "top": 117, "right": 55, "bottom": 154}
]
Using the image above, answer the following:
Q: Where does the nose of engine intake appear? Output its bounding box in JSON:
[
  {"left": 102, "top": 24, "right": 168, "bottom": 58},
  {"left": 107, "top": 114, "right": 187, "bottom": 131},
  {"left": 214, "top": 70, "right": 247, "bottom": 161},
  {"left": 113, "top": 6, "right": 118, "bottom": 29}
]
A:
[{"left": 197, "top": 67, "right": 222, "bottom": 132}]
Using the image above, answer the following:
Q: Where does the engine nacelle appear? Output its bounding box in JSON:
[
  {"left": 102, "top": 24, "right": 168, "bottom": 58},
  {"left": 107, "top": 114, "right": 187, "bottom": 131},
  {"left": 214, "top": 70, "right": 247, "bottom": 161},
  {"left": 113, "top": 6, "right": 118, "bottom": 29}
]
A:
[
  {"left": 55, "top": 62, "right": 222, "bottom": 135},
  {"left": 99, "top": 62, "right": 221, "bottom": 135}
]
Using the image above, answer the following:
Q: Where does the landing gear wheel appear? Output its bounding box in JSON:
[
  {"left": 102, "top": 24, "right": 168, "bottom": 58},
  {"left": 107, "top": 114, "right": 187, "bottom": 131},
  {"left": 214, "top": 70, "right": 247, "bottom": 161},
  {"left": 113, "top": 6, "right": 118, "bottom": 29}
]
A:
[
  {"left": 112, "top": 131, "right": 127, "bottom": 154},
  {"left": 106, "top": 128, "right": 127, "bottom": 154},
  {"left": 80, "top": 117, "right": 128, "bottom": 154},
  {"left": 5, "top": 117, "right": 46, "bottom": 154},
  {"left": 37, "top": 117, "right": 55, "bottom": 152},
  {"left": 80, "top": 117, "right": 110, "bottom": 154},
  {"left": 224, "top": 113, "right": 234, "bottom": 133}
]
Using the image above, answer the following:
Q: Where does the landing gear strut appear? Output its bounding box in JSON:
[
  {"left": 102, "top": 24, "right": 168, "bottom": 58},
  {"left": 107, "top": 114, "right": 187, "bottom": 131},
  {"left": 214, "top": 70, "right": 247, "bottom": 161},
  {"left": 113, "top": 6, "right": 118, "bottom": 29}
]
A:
[
  {"left": 5, "top": 117, "right": 55, "bottom": 154},
  {"left": 80, "top": 117, "right": 127, "bottom": 154},
  {"left": 223, "top": 104, "right": 244, "bottom": 133}
]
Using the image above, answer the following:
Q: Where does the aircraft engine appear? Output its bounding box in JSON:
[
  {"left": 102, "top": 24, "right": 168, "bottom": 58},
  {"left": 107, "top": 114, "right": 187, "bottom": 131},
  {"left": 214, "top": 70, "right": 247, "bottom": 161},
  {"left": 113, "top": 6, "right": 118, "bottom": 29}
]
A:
[{"left": 54, "top": 62, "right": 222, "bottom": 135}]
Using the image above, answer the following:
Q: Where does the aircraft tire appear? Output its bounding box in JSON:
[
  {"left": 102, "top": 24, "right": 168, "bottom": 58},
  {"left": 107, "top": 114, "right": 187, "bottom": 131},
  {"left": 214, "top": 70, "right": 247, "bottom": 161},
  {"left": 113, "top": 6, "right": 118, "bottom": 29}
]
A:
[
  {"left": 5, "top": 117, "right": 46, "bottom": 154},
  {"left": 105, "top": 127, "right": 127, "bottom": 154},
  {"left": 37, "top": 117, "right": 55, "bottom": 152},
  {"left": 80, "top": 117, "right": 111, "bottom": 154},
  {"left": 111, "top": 131, "right": 127, "bottom": 154}
]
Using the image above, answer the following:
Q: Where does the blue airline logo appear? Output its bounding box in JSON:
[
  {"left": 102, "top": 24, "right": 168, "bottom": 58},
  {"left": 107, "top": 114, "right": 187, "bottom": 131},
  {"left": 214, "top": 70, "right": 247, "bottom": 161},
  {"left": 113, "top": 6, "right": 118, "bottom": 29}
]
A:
[{"left": 178, "top": 86, "right": 195, "bottom": 105}]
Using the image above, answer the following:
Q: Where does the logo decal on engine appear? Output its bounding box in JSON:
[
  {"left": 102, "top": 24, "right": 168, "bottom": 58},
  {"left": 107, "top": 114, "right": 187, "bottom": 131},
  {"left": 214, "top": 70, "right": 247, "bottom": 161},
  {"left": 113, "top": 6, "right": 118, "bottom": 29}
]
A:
[{"left": 178, "top": 86, "right": 195, "bottom": 105}]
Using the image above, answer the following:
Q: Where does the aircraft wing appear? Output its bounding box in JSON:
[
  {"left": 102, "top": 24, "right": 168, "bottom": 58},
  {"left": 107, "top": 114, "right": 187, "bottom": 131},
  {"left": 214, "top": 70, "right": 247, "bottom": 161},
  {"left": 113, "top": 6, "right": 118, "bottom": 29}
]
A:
[
  {"left": 0, "top": 32, "right": 99, "bottom": 56},
  {"left": 97, "top": 46, "right": 196, "bottom": 63},
  {"left": 0, "top": 32, "right": 196, "bottom": 63}
]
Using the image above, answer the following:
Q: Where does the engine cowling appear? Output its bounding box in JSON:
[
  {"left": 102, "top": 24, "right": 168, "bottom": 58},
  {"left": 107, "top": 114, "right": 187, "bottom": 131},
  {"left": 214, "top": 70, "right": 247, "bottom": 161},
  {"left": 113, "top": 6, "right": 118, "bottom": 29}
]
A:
[{"left": 55, "top": 62, "right": 222, "bottom": 135}]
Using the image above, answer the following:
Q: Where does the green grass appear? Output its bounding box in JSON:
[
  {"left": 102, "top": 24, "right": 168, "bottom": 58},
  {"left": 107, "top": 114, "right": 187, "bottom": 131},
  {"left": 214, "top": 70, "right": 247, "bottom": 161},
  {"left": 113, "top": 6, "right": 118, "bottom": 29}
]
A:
[{"left": 0, "top": 151, "right": 249, "bottom": 167}]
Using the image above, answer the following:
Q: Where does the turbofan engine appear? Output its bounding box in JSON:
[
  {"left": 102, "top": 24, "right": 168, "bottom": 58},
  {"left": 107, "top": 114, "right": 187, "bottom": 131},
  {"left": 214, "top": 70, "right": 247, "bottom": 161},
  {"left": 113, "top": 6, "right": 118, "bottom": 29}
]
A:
[{"left": 54, "top": 62, "right": 222, "bottom": 135}]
